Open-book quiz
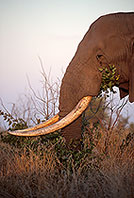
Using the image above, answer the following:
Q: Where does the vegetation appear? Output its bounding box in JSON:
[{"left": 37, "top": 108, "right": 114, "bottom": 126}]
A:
[
  {"left": 0, "top": 63, "right": 134, "bottom": 198},
  {"left": 0, "top": 122, "right": 133, "bottom": 198},
  {"left": 99, "top": 64, "right": 120, "bottom": 97}
]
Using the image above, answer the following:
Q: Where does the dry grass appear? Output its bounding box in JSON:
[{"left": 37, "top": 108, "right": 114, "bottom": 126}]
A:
[{"left": 0, "top": 126, "right": 134, "bottom": 198}]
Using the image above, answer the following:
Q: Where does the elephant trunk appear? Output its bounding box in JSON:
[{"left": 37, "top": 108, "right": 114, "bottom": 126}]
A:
[
  {"left": 59, "top": 72, "right": 84, "bottom": 142},
  {"left": 58, "top": 50, "right": 102, "bottom": 142}
]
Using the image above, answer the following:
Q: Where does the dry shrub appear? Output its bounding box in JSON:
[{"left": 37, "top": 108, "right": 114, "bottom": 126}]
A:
[
  {"left": 0, "top": 142, "right": 60, "bottom": 198},
  {"left": 83, "top": 124, "right": 134, "bottom": 198},
  {"left": 100, "top": 128, "right": 134, "bottom": 198}
]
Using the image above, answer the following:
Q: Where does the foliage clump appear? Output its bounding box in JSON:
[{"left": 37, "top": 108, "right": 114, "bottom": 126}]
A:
[
  {"left": 99, "top": 64, "right": 120, "bottom": 97},
  {"left": 0, "top": 109, "right": 28, "bottom": 131}
]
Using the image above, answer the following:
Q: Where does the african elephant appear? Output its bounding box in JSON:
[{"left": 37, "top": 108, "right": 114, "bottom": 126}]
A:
[{"left": 9, "top": 12, "right": 134, "bottom": 143}]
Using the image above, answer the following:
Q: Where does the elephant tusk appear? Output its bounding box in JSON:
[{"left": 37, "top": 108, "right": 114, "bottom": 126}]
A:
[
  {"left": 12, "top": 114, "right": 59, "bottom": 133},
  {"left": 8, "top": 96, "right": 92, "bottom": 136}
]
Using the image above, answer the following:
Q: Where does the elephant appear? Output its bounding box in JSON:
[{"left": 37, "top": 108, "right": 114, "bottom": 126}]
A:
[{"left": 9, "top": 12, "right": 134, "bottom": 143}]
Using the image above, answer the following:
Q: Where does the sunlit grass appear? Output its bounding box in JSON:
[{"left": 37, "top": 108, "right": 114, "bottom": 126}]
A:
[{"left": 0, "top": 125, "right": 133, "bottom": 198}]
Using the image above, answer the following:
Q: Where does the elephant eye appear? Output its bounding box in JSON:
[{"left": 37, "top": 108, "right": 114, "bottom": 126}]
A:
[{"left": 96, "top": 54, "right": 103, "bottom": 60}]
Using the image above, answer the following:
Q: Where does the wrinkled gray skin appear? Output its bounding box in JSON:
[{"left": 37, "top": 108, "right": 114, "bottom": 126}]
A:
[{"left": 59, "top": 12, "right": 134, "bottom": 143}]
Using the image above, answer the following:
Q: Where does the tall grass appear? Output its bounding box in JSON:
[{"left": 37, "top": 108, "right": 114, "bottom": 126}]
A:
[{"left": 0, "top": 124, "right": 133, "bottom": 198}]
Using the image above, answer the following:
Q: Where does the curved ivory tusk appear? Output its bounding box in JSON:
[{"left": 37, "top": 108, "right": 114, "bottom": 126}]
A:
[
  {"left": 8, "top": 96, "right": 92, "bottom": 136},
  {"left": 13, "top": 114, "right": 59, "bottom": 132}
]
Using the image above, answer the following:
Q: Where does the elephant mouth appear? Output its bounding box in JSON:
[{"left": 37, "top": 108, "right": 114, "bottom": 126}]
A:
[{"left": 8, "top": 96, "right": 92, "bottom": 136}]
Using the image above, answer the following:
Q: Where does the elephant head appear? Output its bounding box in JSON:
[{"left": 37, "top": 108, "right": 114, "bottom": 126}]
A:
[{"left": 9, "top": 12, "right": 134, "bottom": 143}]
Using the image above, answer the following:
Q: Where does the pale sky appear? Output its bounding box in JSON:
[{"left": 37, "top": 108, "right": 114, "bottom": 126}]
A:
[{"left": 0, "top": 0, "right": 134, "bottom": 122}]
